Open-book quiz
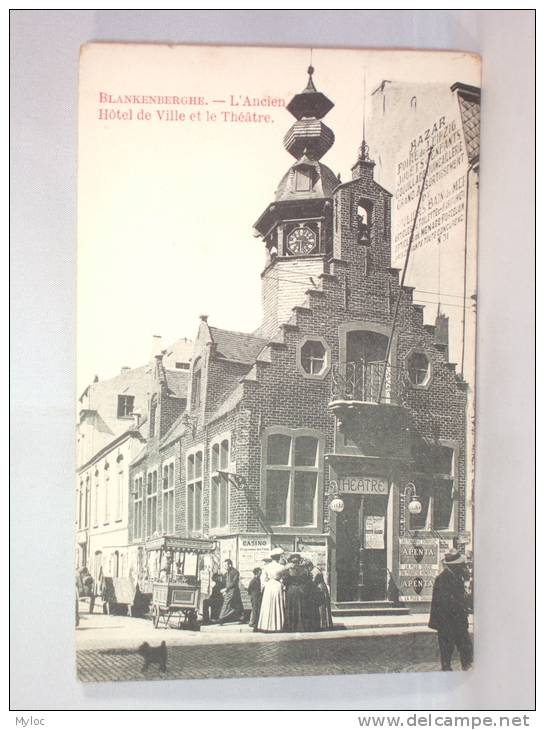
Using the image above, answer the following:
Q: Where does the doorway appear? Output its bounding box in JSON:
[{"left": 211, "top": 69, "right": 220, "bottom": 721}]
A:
[
  {"left": 346, "top": 330, "right": 389, "bottom": 401},
  {"left": 335, "top": 494, "right": 388, "bottom": 602}
]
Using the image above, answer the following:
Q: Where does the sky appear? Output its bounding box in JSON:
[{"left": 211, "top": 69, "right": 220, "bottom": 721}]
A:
[{"left": 77, "top": 44, "right": 479, "bottom": 393}]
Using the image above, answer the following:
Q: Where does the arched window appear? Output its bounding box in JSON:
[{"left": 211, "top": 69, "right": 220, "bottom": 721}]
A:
[{"left": 356, "top": 200, "right": 372, "bottom": 244}]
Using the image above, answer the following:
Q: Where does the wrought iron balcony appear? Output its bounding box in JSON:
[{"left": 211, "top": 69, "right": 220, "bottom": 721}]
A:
[{"left": 330, "top": 360, "right": 406, "bottom": 406}]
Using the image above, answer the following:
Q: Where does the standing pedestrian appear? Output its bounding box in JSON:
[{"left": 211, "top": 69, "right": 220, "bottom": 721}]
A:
[
  {"left": 218, "top": 559, "right": 244, "bottom": 625},
  {"left": 247, "top": 567, "right": 263, "bottom": 631},
  {"left": 285, "top": 554, "right": 310, "bottom": 632},
  {"left": 257, "top": 548, "right": 286, "bottom": 632},
  {"left": 429, "top": 551, "right": 473, "bottom": 671},
  {"left": 309, "top": 563, "right": 333, "bottom": 631}
]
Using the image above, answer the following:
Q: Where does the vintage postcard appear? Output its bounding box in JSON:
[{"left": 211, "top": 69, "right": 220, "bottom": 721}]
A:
[{"left": 76, "top": 43, "right": 480, "bottom": 682}]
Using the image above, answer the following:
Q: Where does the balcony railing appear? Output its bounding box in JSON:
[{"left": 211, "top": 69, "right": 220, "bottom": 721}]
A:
[{"left": 330, "top": 360, "right": 405, "bottom": 405}]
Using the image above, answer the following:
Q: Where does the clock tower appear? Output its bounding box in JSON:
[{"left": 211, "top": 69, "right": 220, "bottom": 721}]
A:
[{"left": 254, "top": 67, "right": 338, "bottom": 336}]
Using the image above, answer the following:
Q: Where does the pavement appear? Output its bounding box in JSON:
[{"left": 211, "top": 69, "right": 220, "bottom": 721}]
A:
[
  {"left": 75, "top": 599, "right": 433, "bottom": 651},
  {"left": 75, "top": 599, "right": 473, "bottom": 682}
]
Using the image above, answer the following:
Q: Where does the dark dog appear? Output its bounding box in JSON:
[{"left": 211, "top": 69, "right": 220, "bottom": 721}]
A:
[{"left": 137, "top": 641, "right": 167, "bottom": 672}]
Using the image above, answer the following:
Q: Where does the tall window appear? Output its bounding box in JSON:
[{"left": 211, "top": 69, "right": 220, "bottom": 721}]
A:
[
  {"left": 116, "top": 466, "right": 124, "bottom": 521},
  {"left": 187, "top": 450, "right": 203, "bottom": 533},
  {"left": 210, "top": 438, "right": 230, "bottom": 529},
  {"left": 133, "top": 476, "right": 144, "bottom": 539},
  {"left": 146, "top": 469, "right": 158, "bottom": 537},
  {"left": 78, "top": 481, "right": 83, "bottom": 528},
  {"left": 85, "top": 478, "right": 90, "bottom": 528},
  {"left": 117, "top": 394, "right": 135, "bottom": 418},
  {"left": 93, "top": 473, "right": 99, "bottom": 528},
  {"left": 264, "top": 431, "right": 322, "bottom": 527},
  {"left": 103, "top": 467, "right": 110, "bottom": 524},
  {"left": 162, "top": 462, "right": 175, "bottom": 534},
  {"left": 409, "top": 446, "right": 455, "bottom": 532}
]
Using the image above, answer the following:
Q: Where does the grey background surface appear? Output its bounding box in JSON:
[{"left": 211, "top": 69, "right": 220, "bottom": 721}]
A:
[{"left": 10, "top": 9, "right": 535, "bottom": 710}]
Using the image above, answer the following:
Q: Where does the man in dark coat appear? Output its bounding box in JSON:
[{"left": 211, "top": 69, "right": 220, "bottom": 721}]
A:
[
  {"left": 218, "top": 559, "right": 244, "bottom": 625},
  {"left": 429, "top": 551, "right": 473, "bottom": 671}
]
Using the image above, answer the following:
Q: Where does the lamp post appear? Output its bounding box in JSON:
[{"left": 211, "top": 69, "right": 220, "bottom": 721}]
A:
[
  {"left": 329, "top": 495, "right": 345, "bottom": 513},
  {"left": 402, "top": 482, "right": 422, "bottom": 537}
]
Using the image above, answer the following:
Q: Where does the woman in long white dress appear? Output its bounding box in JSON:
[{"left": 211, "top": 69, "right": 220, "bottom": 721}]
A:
[{"left": 257, "top": 548, "right": 286, "bottom": 632}]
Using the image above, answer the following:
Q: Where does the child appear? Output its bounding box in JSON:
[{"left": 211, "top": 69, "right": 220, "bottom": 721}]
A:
[{"left": 247, "top": 567, "right": 263, "bottom": 631}]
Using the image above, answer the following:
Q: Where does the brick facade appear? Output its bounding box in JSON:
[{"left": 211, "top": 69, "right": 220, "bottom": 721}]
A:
[{"left": 126, "top": 71, "right": 468, "bottom": 613}]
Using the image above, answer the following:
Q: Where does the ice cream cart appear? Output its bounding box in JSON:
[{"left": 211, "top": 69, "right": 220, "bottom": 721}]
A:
[{"left": 145, "top": 535, "right": 217, "bottom": 629}]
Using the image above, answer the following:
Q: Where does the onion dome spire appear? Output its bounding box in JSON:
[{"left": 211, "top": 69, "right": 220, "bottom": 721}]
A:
[{"left": 283, "top": 66, "right": 335, "bottom": 161}]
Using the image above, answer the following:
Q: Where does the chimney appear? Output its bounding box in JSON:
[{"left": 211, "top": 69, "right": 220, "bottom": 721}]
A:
[
  {"left": 434, "top": 312, "right": 449, "bottom": 360},
  {"left": 151, "top": 334, "right": 163, "bottom": 358}
]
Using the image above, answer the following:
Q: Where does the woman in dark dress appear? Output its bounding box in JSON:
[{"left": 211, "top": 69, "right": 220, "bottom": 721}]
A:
[
  {"left": 310, "top": 563, "right": 333, "bottom": 630},
  {"left": 218, "top": 559, "right": 244, "bottom": 625},
  {"left": 285, "top": 554, "right": 312, "bottom": 632}
]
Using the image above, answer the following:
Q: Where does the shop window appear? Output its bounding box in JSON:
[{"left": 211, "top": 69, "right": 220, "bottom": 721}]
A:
[
  {"left": 210, "top": 437, "right": 230, "bottom": 529},
  {"left": 433, "top": 480, "right": 454, "bottom": 530},
  {"left": 187, "top": 450, "right": 203, "bottom": 533},
  {"left": 297, "top": 337, "right": 330, "bottom": 379},
  {"left": 409, "top": 446, "right": 455, "bottom": 532},
  {"left": 117, "top": 394, "right": 135, "bottom": 418},
  {"left": 407, "top": 351, "right": 431, "bottom": 386},
  {"left": 162, "top": 462, "right": 175, "bottom": 534},
  {"left": 263, "top": 430, "right": 322, "bottom": 528},
  {"left": 146, "top": 469, "right": 158, "bottom": 537}
]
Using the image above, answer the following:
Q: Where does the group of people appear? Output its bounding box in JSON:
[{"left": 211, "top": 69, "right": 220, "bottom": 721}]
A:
[{"left": 209, "top": 548, "right": 333, "bottom": 633}]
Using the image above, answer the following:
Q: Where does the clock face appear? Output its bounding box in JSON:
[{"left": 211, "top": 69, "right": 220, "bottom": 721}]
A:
[{"left": 286, "top": 225, "right": 317, "bottom": 255}]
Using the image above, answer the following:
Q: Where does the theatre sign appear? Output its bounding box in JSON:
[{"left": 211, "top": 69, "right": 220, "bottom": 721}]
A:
[{"left": 330, "top": 476, "right": 389, "bottom": 495}]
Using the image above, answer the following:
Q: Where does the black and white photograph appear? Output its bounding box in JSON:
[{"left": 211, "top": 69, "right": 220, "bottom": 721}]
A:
[{"left": 75, "top": 43, "right": 479, "bottom": 683}]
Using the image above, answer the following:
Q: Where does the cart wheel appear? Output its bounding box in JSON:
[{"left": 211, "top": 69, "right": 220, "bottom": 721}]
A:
[{"left": 153, "top": 604, "right": 161, "bottom": 628}]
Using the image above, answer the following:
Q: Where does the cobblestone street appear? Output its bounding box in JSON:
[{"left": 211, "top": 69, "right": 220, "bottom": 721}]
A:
[{"left": 77, "top": 631, "right": 464, "bottom": 683}]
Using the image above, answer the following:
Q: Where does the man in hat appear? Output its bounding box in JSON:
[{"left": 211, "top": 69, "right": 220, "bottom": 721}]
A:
[{"left": 429, "top": 550, "right": 473, "bottom": 671}]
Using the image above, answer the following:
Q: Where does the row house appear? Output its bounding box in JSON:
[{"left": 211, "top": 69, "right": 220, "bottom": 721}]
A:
[{"left": 76, "top": 338, "right": 191, "bottom": 579}]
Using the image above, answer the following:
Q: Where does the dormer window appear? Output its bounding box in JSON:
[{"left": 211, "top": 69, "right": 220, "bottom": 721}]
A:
[{"left": 117, "top": 394, "right": 134, "bottom": 418}]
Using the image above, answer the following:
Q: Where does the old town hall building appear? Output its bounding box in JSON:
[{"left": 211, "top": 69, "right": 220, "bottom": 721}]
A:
[{"left": 125, "top": 68, "right": 468, "bottom": 614}]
